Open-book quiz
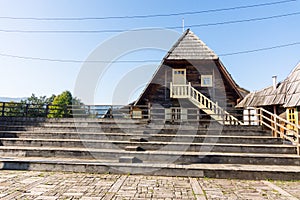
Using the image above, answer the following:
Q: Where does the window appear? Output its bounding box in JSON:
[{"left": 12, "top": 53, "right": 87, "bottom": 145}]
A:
[
  {"left": 165, "top": 108, "right": 188, "bottom": 121},
  {"left": 174, "top": 70, "right": 185, "bottom": 75},
  {"left": 201, "top": 75, "right": 213, "bottom": 87},
  {"left": 287, "top": 108, "right": 298, "bottom": 130}
]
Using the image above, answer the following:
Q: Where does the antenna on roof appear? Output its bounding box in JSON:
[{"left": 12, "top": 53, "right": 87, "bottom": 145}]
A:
[{"left": 182, "top": 18, "right": 185, "bottom": 33}]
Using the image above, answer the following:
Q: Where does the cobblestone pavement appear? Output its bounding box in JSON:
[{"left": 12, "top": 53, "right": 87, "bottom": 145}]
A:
[{"left": 0, "top": 170, "right": 299, "bottom": 200}]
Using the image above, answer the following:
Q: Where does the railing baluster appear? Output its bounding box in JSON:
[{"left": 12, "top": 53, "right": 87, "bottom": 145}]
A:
[
  {"left": 170, "top": 82, "right": 242, "bottom": 125},
  {"left": 296, "top": 128, "right": 299, "bottom": 155},
  {"left": 257, "top": 107, "right": 300, "bottom": 155}
]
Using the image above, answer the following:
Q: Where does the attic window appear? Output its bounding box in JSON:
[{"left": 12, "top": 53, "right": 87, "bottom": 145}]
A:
[{"left": 201, "top": 75, "right": 213, "bottom": 87}]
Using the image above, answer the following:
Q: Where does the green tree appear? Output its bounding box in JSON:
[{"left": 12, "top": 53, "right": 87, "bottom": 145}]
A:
[
  {"left": 22, "top": 93, "right": 56, "bottom": 105},
  {"left": 48, "top": 91, "right": 73, "bottom": 118},
  {"left": 21, "top": 94, "right": 54, "bottom": 117}
]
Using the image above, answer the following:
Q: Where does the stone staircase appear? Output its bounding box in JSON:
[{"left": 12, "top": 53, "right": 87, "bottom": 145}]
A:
[{"left": 0, "top": 117, "right": 299, "bottom": 180}]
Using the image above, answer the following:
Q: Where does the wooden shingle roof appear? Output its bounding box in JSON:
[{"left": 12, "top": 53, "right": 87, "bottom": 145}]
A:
[
  {"left": 165, "top": 29, "right": 218, "bottom": 60},
  {"left": 237, "top": 62, "right": 300, "bottom": 108}
]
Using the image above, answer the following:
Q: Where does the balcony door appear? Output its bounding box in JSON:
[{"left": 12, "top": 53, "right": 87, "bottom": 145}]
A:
[{"left": 172, "top": 69, "right": 186, "bottom": 85}]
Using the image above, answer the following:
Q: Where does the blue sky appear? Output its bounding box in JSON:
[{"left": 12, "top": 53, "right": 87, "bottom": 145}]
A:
[{"left": 0, "top": 0, "right": 299, "bottom": 104}]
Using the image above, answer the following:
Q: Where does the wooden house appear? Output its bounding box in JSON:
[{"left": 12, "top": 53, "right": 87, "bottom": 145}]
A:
[
  {"left": 134, "top": 29, "right": 247, "bottom": 124},
  {"left": 237, "top": 62, "right": 300, "bottom": 127}
]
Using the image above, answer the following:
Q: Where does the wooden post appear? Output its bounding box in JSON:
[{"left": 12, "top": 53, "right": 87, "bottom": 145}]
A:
[
  {"left": 129, "top": 105, "right": 132, "bottom": 119},
  {"left": 246, "top": 108, "right": 250, "bottom": 125},
  {"left": 45, "top": 104, "right": 49, "bottom": 117},
  {"left": 1, "top": 102, "right": 5, "bottom": 117},
  {"left": 188, "top": 82, "right": 191, "bottom": 97},
  {"left": 86, "top": 105, "right": 90, "bottom": 116},
  {"left": 273, "top": 115, "right": 277, "bottom": 137},
  {"left": 110, "top": 105, "right": 113, "bottom": 118},
  {"left": 25, "top": 104, "right": 29, "bottom": 117},
  {"left": 296, "top": 127, "right": 300, "bottom": 155},
  {"left": 63, "top": 105, "right": 67, "bottom": 118},
  {"left": 259, "top": 108, "right": 263, "bottom": 126},
  {"left": 170, "top": 82, "right": 173, "bottom": 98}
]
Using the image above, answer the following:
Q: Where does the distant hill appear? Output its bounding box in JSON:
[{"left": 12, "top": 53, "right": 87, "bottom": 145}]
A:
[{"left": 0, "top": 97, "right": 27, "bottom": 102}]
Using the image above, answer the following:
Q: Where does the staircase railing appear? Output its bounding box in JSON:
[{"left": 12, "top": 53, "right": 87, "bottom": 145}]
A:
[
  {"left": 170, "top": 82, "right": 242, "bottom": 125},
  {"left": 256, "top": 107, "right": 300, "bottom": 155}
]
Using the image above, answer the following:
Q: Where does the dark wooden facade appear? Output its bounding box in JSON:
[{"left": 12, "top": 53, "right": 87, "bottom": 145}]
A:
[{"left": 135, "top": 29, "right": 247, "bottom": 115}]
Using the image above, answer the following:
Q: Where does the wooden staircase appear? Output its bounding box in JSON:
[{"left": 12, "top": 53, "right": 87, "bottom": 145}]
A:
[{"left": 170, "top": 82, "right": 242, "bottom": 125}]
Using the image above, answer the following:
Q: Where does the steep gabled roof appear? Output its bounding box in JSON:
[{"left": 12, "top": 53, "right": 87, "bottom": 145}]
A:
[
  {"left": 237, "top": 62, "right": 300, "bottom": 108},
  {"left": 165, "top": 29, "right": 218, "bottom": 60}
]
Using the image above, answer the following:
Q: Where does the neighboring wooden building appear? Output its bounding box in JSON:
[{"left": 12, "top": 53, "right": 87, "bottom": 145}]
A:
[
  {"left": 134, "top": 29, "right": 247, "bottom": 123},
  {"left": 237, "top": 62, "right": 300, "bottom": 127}
]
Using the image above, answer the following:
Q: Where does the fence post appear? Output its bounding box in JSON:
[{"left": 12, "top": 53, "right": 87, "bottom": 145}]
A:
[
  {"left": 129, "top": 105, "right": 133, "bottom": 118},
  {"left": 45, "top": 104, "right": 49, "bottom": 117},
  {"left": 110, "top": 105, "right": 113, "bottom": 118},
  {"left": 63, "top": 105, "right": 67, "bottom": 118},
  {"left": 87, "top": 105, "right": 91, "bottom": 116},
  {"left": 25, "top": 104, "right": 29, "bottom": 117},
  {"left": 1, "top": 102, "right": 5, "bottom": 117}
]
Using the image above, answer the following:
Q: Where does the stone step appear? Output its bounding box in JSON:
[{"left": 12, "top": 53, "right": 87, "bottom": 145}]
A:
[
  {"left": 0, "top": 126, "right": 271, "bottom": 136},
  {"left": 0, "top": 146, "right": 298, "bottom": 165},
  {"left": 0, "top": 123, "right": 266, "bottom": 134},
  {"left": 119, "top": 156, "right": 143, "bottom": 163},
  {"left": 0, "top": 156, "right": 300, "bottom": 180},
  {"left": 0, "top": 131, "right": 281, "bottom": 144},
  {"left": 0, "top": 138, "right": 294, "bottom": 154},
  {"left": 124, "top": 146, "right": 145, "bottom": 152},
  {"left": 129, "top": 137, "right": 148, "bottom": 142},
  {"left": 0, "top": 118, "right": 265, "bottom": 132}
]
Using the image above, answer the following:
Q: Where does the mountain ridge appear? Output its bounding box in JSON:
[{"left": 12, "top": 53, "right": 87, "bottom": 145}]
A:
[{"left": 0, "top": 97, "right": 27, "bottom": 102}]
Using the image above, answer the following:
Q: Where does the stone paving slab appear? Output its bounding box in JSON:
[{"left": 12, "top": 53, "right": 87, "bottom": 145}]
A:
[{"left": 0, "top": 170, "right": 299, "bottom": 199}]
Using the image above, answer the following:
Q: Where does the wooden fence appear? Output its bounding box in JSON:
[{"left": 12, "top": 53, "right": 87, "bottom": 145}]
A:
[{"left": 0, "top": 102, "right": 150, "bottom": 119}]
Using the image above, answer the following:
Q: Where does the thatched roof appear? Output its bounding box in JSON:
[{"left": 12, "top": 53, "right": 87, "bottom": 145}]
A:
[{"left": 237, "top": 62, "right": 300, "bottom": 108}]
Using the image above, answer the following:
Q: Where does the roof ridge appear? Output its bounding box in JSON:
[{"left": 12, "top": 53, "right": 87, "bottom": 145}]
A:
[{"left": 165, "top": 29, "right": 218, "bottom": 60}]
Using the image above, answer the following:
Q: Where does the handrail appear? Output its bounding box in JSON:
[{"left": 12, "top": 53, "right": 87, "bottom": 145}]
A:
[
  {"left": 170, "top": 82, "right": 242, "bottom": 125},
  {"left": 256, "top": 107, "right": 300, "bottom": 155}
]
